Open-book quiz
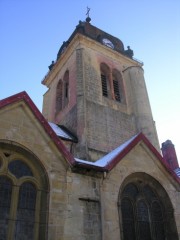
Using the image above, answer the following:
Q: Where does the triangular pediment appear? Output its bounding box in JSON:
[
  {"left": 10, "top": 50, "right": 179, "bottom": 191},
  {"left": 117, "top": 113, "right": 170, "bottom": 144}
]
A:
[{"left": 0, "top": 91, "right": 75, "bottom": 168}]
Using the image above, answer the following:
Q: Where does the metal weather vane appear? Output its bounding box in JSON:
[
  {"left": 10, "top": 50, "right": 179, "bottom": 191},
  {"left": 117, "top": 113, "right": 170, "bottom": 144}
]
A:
[{"left": 86, "top": 6, "right": 90, "bottom": 17}]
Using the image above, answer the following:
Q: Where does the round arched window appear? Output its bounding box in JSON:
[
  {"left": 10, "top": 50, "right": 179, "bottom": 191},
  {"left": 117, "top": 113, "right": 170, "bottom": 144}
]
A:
[{"left": 119, "top": 173, "right": 178, "bottom": 240}]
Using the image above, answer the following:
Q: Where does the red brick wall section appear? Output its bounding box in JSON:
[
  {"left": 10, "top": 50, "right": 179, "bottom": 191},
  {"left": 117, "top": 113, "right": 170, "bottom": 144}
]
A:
[{"left": 161, "top": 140, "right": 179, "bottom": 170}]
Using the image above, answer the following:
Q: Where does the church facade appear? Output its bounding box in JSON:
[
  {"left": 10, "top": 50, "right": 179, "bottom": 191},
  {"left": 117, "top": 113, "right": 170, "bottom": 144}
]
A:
[{"left": 0, "top": 17, "right": 180, "bottom": 240}]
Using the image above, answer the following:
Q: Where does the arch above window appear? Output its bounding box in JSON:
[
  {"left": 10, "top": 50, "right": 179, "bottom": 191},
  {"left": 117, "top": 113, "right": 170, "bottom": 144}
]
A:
[
  {"left": 119, "top": 173, "right": 178, "bottom": 240},
  {"left": 56, "top": 70, "right": 70, "bottom": 114},
  {"left": 100, "top": 63, "right": 126, "bottom": 104},
  {"left": 0, "top": 141, "right": 49, "bottom": 240}
]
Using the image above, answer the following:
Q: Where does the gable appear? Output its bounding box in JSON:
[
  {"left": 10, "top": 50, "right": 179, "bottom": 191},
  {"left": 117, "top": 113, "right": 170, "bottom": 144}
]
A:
[
  {"left": 114, "top": 142, "right": 180, "bottom": 190},
  {"left": 0, "top": 92, "right": 75, "bottom": 169}
]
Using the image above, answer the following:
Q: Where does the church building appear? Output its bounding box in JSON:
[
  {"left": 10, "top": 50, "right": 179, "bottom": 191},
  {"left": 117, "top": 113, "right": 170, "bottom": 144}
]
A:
[{"left": 0, "top": 15, "right": 180, "bottom": 240}]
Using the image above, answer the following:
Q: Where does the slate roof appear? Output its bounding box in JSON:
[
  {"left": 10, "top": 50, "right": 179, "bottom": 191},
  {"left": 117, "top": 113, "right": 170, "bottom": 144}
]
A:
[{"left": 0, "top": 91, "right": 180, "bottom": 185}]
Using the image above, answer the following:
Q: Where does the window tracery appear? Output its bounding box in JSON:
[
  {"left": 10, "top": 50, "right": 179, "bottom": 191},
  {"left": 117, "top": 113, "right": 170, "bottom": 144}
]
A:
[
  {"left": 0, "top": 144, "right": 48, "bottom": 240},
  {"left": 8, "top": 160, "right": 33, "bottom": 178},
  {"left": 119, "top": 175, "right": 177, "bottom": 240}
]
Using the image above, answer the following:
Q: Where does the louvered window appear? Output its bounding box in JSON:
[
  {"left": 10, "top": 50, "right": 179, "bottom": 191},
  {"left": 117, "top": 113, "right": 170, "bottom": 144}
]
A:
[
  {"left": 113, "top": 79, "right": 121, "bottom": 102},
  {"left": 101, "top": 74, "right": 108, "bottom": 97}
]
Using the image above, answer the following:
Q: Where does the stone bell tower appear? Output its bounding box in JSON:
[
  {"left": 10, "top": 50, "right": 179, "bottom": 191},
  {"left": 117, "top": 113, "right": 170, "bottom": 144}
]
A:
[{"left": 42, "top": 16, "right": 160, "bottom": 161}]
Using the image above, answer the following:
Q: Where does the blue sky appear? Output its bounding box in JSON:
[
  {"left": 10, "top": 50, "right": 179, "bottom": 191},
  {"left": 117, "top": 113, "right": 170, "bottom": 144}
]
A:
[{"left": 1, "top": 0, "right": 180, "bottom": 162}]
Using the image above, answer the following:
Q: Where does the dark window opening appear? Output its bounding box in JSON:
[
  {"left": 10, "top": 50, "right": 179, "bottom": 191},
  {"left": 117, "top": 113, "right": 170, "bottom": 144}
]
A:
[
  {"left": 14, "top": 183, "right": 36, "bottom": 240},
  {"left": 121, "top": 198, "right": 136, "bottom": 240},
  {"left": 137, "top": 200, "right": 151, "bottom": 240},
  {"left": 56, "top": 80, "right": 63, "bottom": 112},
  {"left": 121, "top": 182, "right": 166, "bottom": 240},
  {"left": 0, "top": 177, "right": 12, "bottom": 240},
  {"left": 101, "top": 74, "right": 108, "bottom": 97},
  {"left": 65, "top": 82, "right": 69, "bottom": 99},
  {"left": 113, "top": 79, "right": 121, "bottom": 102},
  {"left": 8, "top": 160, "right": 33, "bottom": 178}
]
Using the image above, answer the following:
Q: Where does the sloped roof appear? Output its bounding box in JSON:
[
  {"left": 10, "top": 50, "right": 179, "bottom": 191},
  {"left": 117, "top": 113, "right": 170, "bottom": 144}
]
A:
[
  {"left": 0, "top": 91, "right": 180, "bottom": 185},
  {"left": 48, "top": 122, "right": 77, "bottom": 142},
  {"left": 75, "top": 134, "right": 180, "bottom": 182}
]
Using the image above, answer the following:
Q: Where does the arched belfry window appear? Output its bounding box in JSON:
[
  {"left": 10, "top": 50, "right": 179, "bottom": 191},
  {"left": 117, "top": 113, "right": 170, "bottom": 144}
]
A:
[
  {"left": 112, "top": 69, "right": 125, "bottom": 103},
  {"left": 119, "top": 173, "right": 178, "bottom": 240},
  {"left": 63, "top": 70, "right": 69, "bottom": 107},
  {"left": 56, "top": 79, "right": 63, "bottom": 112},
  {"left": 100, "top": 64, "right": 126, "bottom": 103},
  {"left": 0, "top": 142, "right": 49, "bottom": 240},
  {"left": 56, "top": 70, "right": 69, "bottom": 114},
  {"left": 100, "top": 63, "right": 110, "bottom": 98}
]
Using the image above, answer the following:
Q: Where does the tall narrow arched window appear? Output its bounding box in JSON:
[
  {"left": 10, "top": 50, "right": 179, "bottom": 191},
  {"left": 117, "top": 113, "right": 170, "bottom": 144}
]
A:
[
  {"left": 119, "top": 174, "right": 178, "bottom": 240},
  {"left": 0, "top": 176, "right": 12, "bottom": 239},
  {"left": 112, "top": 69, "right": 125, "bottom": 103},
  {"left": 0, "top": 142, "right": 49, "bottom": 240},
  {"left": 63, "top": 70, "right": 69, "bottom": 107},
  {"left": 56, "top": 79, "right": 63, "bottom": 112},
  {"left": 151, "top": 201, "right": 165, "bottom": 240},
  {"left": 100, "top": 63, "right": 110, "bottom": 98},
  {"left": 137, "top": 200, "right": 151, "bottom": 240},
  {"left": 121, "top": 198, "right": 136, "bottom": 240},
  {"left": 14, "top": 182, "right": 37, "bottom": 239}
]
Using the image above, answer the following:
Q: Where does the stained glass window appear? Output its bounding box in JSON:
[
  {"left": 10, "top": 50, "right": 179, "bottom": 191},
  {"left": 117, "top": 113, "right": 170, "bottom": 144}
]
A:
[
  {"left": 121, "top": 198, "right": 136, "bottom": 240},
  {"left": 143, "top": 185, "right": 156, "bottom": 203},
  {"left": 121, "top": 182, "right": 167, "bottom": 240},
  {"left": 0, "top": 146, "right": 48, "bottom": 240},
  {"left": 137, "top": 200, "right": 151, "bottom": 240},
  {"left": 152, "top": 201, "right": 165, "bottom": 240},
  {"left": 8, "top": 160, "right": 33, "bottom": 178},
  {"left": 14, "top": 182, "right": 36, "bottom": 240},
  {"left": 0, "top": 177, "right": 12, "bottom": 240},
  {"left": 122, "top": 183, "right": 139, "bottom": 200}
]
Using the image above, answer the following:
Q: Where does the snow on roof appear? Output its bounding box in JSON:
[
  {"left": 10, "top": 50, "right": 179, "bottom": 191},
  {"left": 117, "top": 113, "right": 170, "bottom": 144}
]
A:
[
  {"left": 75, "top": 134, "right": 138, "bottom": 167},
  {"left": 174, "top": 168, "right": 180, "bottom": 178},
  {"left": 48, "top": 122, "right": 73, "bottom": 140}
]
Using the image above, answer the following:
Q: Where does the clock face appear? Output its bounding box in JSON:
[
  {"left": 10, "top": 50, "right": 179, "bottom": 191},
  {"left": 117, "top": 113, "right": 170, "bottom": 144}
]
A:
[{"left": 102, "top": 38, "right": 114, "bottom": 49}]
